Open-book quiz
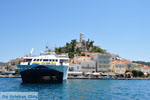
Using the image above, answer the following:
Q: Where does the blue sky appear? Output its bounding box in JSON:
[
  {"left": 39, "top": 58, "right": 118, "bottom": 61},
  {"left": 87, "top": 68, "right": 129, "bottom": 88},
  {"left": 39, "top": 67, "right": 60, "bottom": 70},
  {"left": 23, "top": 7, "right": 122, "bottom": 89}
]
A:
[{"left": 0, "top": 0, "right": 150, "bottom": 62}]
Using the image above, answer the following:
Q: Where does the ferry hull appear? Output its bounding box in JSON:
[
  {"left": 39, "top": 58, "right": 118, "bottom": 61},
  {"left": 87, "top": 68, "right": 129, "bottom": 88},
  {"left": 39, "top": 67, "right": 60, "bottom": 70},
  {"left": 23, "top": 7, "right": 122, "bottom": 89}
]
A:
[{"left": 17, "top": 65, "right": 68, "bottom": 83}]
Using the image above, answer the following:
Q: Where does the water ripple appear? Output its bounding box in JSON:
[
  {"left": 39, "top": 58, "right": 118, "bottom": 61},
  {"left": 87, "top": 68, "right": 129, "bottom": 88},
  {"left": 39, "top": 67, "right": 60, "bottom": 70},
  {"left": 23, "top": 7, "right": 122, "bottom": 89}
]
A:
[{"left": 0, "top": 78, "right": 150, "bottom": 100}]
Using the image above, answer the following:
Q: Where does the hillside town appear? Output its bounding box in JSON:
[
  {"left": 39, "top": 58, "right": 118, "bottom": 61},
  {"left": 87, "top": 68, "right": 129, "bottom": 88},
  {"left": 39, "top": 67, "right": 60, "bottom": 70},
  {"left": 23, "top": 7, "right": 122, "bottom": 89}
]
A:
[{"left": 0, "top": 33, "right": 150, "bottom": 79}]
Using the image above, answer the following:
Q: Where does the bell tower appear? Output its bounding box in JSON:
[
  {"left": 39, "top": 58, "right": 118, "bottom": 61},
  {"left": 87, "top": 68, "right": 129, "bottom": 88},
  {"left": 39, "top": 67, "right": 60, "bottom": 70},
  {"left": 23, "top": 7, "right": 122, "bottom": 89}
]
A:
[{"left": 80, "top": 32, "right": 84, "bottom": 43}]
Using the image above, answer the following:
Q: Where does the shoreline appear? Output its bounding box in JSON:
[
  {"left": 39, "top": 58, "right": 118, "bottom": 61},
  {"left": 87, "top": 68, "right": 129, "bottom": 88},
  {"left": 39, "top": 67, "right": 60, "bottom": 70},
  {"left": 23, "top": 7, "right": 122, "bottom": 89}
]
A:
[
  {"left": 1, "top": 76, "right": 150, "bottom": 80},
  {"left": 68, "top": 77, "right": 150, "bottom": 80},
  {"left": 68, "top": 78, "right": 150, "bottom": 80}
]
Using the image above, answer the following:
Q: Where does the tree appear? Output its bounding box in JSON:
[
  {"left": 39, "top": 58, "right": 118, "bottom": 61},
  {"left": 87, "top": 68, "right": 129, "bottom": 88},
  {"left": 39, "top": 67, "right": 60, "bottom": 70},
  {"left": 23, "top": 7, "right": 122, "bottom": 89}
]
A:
[
  {"left": 70, "top": 39, "right": 77, "bottom": 52},
  {"left": 131, "top": 70, "right": 144, "bottom": 77},
  {"left": 87, "top": 40, "right": 94, "bottom": 51},
  {"left": 138, "top": 71, "right": 144, "bottom": 77},
  {"left": 132, "top": 70, "right": 138, "bottom": 77},
  {"left": 125, "top": 70, "right": 131, "bottom": 73},
  {"left": 89, "top": 40, "right": 94, "bottom": 47},
  {"left": 147, "top": 73, "right": 150, "bottom": 77}
]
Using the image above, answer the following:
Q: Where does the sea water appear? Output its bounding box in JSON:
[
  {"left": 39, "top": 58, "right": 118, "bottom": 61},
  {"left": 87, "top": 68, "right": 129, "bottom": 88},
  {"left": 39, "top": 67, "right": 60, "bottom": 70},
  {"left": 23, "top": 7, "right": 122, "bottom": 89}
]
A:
[{"left": 0, "top": 78, "right": 150, "bottom": 100}]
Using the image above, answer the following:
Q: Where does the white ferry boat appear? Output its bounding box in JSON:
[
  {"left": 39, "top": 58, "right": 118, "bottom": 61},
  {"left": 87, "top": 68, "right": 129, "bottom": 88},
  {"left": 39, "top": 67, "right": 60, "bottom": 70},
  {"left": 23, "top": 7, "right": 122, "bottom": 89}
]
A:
[{"left": 17, "top": 47, "right": 69, "bottom": 83}]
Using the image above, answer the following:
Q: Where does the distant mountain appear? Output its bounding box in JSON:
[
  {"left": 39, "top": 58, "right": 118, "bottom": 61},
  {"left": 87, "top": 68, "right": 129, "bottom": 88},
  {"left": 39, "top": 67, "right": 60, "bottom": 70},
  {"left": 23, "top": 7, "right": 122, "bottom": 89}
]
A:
[
  {"left": 133, "top": 61, "right": 150, "bottom": 66},
  {"left": 0, "top": 62, "right": 8, "bottom": 66}
]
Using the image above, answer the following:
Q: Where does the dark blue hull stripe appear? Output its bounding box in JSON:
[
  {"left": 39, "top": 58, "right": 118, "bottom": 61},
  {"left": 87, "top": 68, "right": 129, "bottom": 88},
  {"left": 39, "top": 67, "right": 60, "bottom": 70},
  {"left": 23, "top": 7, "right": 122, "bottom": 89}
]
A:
[{"left": 19, "top": 65, "right": 64, "bottom": 83}]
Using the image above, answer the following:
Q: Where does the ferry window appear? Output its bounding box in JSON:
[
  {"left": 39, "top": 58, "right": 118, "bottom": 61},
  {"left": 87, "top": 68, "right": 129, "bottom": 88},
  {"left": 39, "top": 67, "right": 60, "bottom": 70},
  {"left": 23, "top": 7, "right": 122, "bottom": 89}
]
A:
[
  {"left": 43, "top": 59, "right": 48, "bottom": 61},
  {"left": 34, "top": 59, "right": 36, "bottom": 61},
  {"left": 49, "top": 59, "right": 51, "bottom": 61},
  {"left": 37, "top": 59, "right": 39, "bottom": 61},
  {"left": 60, "top": 59, "right": 69, "bottom": 63},
  {"left": 56, "top": 59, "right": 58, "bottom": 62},
  {"left": 53, "top": 59, "right": 55, "bottom": 62},
  {"left": 40, "top": 59, "right": 42, "bottom": 61},
  {"left": 26, "top": 59, "right": 32, "bottom": 62}
]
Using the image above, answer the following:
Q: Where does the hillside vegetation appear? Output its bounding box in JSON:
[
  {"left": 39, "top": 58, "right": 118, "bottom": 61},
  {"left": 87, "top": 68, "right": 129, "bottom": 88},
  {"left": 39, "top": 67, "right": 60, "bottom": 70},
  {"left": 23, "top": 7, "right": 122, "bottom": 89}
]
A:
[
  {"left": 0, "top": 62, "right": 8, "bottom": 66},
  {"left": 133, "top": 61, "right": 150, "bottom": 66},
  {"left": 55, "top": 39, "right": 106, "bottom": 58}
]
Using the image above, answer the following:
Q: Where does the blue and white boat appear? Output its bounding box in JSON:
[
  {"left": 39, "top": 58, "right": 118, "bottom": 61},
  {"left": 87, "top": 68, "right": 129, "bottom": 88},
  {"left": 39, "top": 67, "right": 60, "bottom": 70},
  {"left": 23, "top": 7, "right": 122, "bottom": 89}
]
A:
[{"left": 17, "top": 47, "right": 69, "bottom": 83}]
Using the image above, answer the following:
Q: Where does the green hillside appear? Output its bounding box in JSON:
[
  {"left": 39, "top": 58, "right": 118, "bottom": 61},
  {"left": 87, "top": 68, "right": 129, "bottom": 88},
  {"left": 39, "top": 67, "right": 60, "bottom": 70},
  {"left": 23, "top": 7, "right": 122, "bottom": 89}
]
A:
[
  {"left": 0, "top": 62, "right": 8, "bottom": 66},
  {"left": 55, "top": 39, "right": 106, "bottom": 58},
  {"left": 133, "top": 61, "right": 150, "bottom": 66}
]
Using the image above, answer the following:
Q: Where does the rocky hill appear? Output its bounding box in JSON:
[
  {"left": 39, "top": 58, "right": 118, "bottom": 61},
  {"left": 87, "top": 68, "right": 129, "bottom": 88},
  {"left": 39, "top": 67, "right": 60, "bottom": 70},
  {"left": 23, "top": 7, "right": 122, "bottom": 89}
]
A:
[{"left": 55, "top": 39, "right": 106, "bottom": 58}]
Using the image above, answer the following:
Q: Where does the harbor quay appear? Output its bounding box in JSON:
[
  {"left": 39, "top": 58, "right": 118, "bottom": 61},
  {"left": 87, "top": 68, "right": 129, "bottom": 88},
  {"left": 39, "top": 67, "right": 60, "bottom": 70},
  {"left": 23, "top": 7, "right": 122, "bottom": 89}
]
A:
[{"left": 1, "top": 74, "right": 150, "bottom": 80}]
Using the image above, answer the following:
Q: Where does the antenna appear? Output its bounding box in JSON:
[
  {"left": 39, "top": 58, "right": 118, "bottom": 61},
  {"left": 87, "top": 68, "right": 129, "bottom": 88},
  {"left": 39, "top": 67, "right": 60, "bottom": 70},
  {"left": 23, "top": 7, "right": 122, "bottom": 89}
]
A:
[
  {"left": 46, "top": 43, "right": 49, "bottom": 49},
  {"left": 29, "top": 48, "right": 34, "bottom": 57},
  {"left": 46, "top": 43, "right": 50, "bottom": 50},
  {"left": 46, "top": 43, "right": 51, "bottom": 53}
]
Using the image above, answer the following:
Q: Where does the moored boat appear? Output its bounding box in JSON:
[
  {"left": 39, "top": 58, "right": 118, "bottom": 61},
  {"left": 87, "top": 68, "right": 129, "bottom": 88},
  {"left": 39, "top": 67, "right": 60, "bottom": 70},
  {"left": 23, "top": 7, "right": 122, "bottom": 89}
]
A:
[{"left": 17, "top": 46, "right": 69, "bottom": 83}]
